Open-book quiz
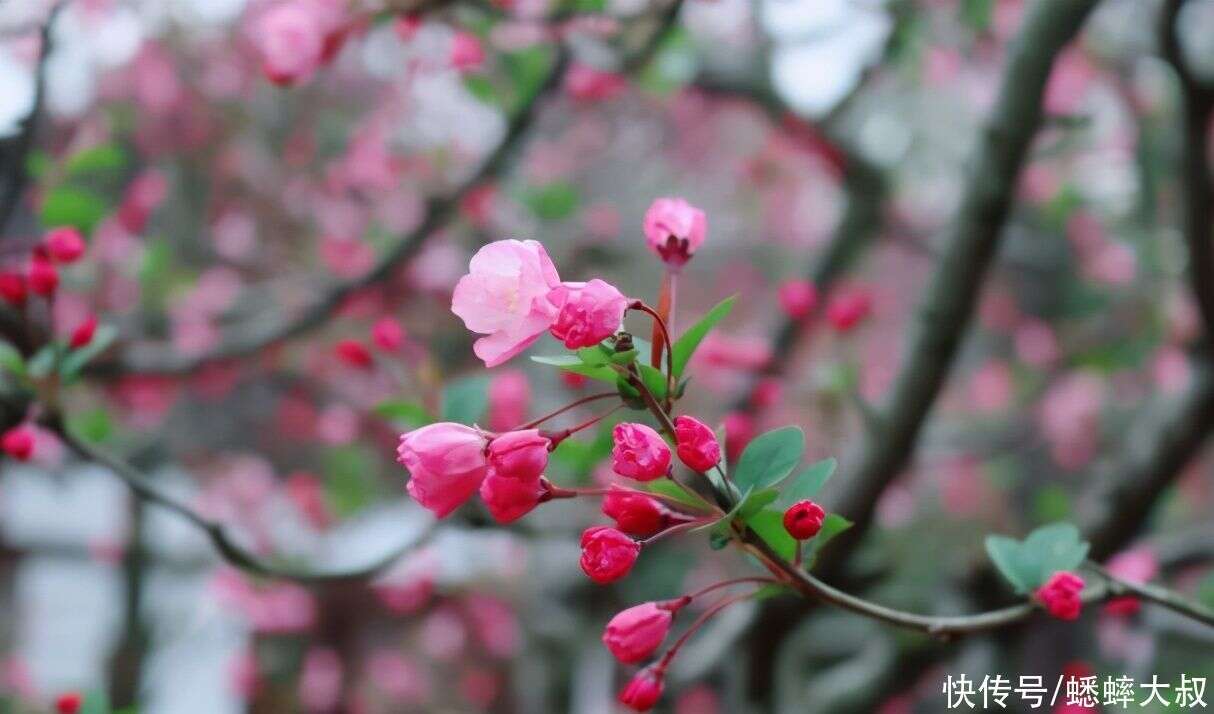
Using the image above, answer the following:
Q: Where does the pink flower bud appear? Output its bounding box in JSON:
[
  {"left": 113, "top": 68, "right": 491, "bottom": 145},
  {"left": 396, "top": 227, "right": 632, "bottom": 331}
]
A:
[
  {"left": 602, "top": 485, "right": 665, "bottom": 537},
  {"left": 673, "top": 415, "right": 721, "bottom": 472},
  {"left": 26, "top": 257, "right": 58, "bottom": 296},
  {"left": 372, "top": 318, "right": 405, "bottom": 352},
  {"left": 43, "top": 227, "right": 86, "bottom": 263},
  {"left": 486, "top": 429, "right": 550, "bottom": 481},
  {"left": 782, "top": 500, "right": 825, "bottom": 540},
  {"left": 398, "top": 423, "right": 490, "bottom": 517},
  {"left": 618, "top": 665, "right": 665, "bottom": 712},
  {"left": 2, "top": 426, "right": 35, "bottom": 461},
  {"left": 1035, "top": 571, "right": 1084, "bottom": 621},
  {"left": 450, "top": 31, "right": 484, "bottom": 71},
  {"left": 825, "top": 288, "right": 872, "bottom": 332},
  {"left": 334, "top": 339, "right": 374, "bottom": 369},
  {"left": 0, "top": 271, "right": 27, "bottom": 307},
  {"left": 603, "top": 601, "right": 682, "bottom": 663},
  {"left": 777, "top": 279, "right": 817, "bottom": 319},
  {"left": 487, "top": 370, "right": 530, "bottom": 432},
  {"left": 451, "top": 240, "right": 562, "bottom": 367},
  {"left": 394, "top": 13, "right": 422, "bottom": 41},
  {"left": 547, "top": 279, "right": 629, "bottom": 349},
  {"left": 642, "top": 197, "right": 706, "bottom": 268},
  {"left": 580, "top": 526, "right": 640, "bottom": 584},
  {"left": 478, "top": 471, "right": 544, "bottom": 523},
  {"left": 70, "top": 315, "right": 98, "bottom": 349},
  {"left": 611, "top": 423, "right": 671, "bottom": 481},
  {"left": 564, "top": 63, "right": 626, "bottom": 102}
]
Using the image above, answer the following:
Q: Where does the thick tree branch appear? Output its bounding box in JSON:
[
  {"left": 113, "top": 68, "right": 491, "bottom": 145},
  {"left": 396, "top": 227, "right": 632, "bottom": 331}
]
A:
[
  {"left": 821, "top": 0, "right": 1103, "bottom": 573},
  {"left": 0, "top": 3, "right": 60, "bottom": 238}
]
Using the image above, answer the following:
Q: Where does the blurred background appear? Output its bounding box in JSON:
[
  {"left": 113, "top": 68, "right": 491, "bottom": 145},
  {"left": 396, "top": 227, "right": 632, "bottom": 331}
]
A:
[{"left": 0, "top": 0, "right": 1212, "bottom": 711}]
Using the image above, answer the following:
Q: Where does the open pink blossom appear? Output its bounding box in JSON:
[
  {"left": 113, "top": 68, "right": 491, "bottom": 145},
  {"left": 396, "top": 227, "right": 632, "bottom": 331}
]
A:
[
  {"left": 548, "top": 279, "right": 629, "bottom": 349},
  {"left": 451, "top": 240, "right": 562, "bottom": 367},
  {"left": 254, "top": 0, "right": 345, "bottom": 86},
  {"left": 643, "top": 198, "right": 707, "bottom": 268},
  {"left": 398, "top": 423, "right": 490, "bottom": 517}
]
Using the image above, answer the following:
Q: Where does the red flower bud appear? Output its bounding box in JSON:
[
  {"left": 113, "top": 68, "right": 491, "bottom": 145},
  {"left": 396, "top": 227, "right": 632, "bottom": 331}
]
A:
[
  {"left": 26, "top": 257, "right": 58, "bottom": 296},
  {"left": 618, "top": 665, "right": 665, "bottom": 712},
  {"left": 55, "top": 693, "right": 82, "bottom": 714},
  {"left": 611, "top": 423, "right": 671, "bottom": 481},
  {"left": 44, "top": 227, "right": 87, "bottom": 263},
  {"left": 825, "top": 289, "right": 872, "bottom": 332},
  {"left": 602, "top": 485, "right": 666, "bottom": 537},
  {"left": 1, "top": 426, "right": 34, "bottom": 461},
  {"left": 777, "top": 279, "right": 818, "bottom": 319},
  {"left": 603, "top": 600, "right": 683, "bottom": 664},
  {"left": 782, "top": 500, "right": 825, "bottom": 540},
  {"left": 70, "top": 315, "right": 98, "bottom": 348},
  {"left": 580, "top": 526, "right": 640, "bottom": 584},
  {"left": 372, "top": 317, "right": 404, "bottom": 352},
  {"left": 478, "top": 471, "right": 544, "bottom": 524},
  {"left": 0, "top": 271, "right": 26, "bottom": 307},
  {"left": 486, "top": 429, "right": 550, "bottom": 481},
  {"left": 673, "top": 415, "right": 721, "bottom": 472},
  {"left": 334, "top": 339, "right": 374, "bottom": 369},
  {"left": 1035, "top": 571, "right": 1084, "bottom": 621}
]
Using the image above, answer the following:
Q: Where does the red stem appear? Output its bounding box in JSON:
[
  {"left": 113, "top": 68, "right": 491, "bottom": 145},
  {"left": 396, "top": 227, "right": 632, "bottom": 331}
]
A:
[
  {"left": 514, "top": 391, "right": 618, "bottom": 430},
  {"left": 659, "top": 592, "right": 755, "bottom": 667},
  {"left": 631, "top": 301, "right": 676, "bottom": 405},
  {"left": 687, "top": 576, "right": 778, "bottom": 601}
]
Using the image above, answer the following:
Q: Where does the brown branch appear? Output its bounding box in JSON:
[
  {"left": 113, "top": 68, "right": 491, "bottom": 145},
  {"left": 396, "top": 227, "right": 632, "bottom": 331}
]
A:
[
  {"left": 820, "top": 0, "right": 1104, "bottom": 576},
  {"left": 0, "top": 3, "right": 61, "bottom": 239},
  {"left": 49, "top": 416, "right": 434, "bottom": 583}
]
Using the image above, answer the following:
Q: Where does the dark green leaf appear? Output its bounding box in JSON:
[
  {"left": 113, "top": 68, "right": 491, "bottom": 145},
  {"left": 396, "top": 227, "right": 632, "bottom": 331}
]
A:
[
  {"left": 746, "top": 509, "right": 799, "bottom": 562},
  {"left": 984, "top": 535, "right": 1038, "bottom": 595},
  {"left": 733, "top": 426, "right": 804, "bottom": 492},
  {"left": 776, "top": 457, "right": 837, "bottom": 508},
  {"left": 737, "top": 488, "right": 779, "bottom": 520},
  {"left": 803, "top": 513, "right": 852, "bottom": 566},
  {"left": 984, "top": 523, "right": 1089, "bottom": 594},
  {"left": 671, "top": 296, "right": 736, "bottom": 377}
]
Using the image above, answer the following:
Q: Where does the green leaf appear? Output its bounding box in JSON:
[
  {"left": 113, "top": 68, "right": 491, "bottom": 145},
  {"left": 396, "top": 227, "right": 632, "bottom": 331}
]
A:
[
  {"left": 441, "top": 375, "right": 490, "bottom": 425},
  {"left": 699, "top": 486, "right": 753, "bottom": 533},
  {"left": 60, "top": 325, "right": 118, "bottom": 380},
  {"left": 637, "top": 363, "right": 667, "bottom": 400},
  {"left": 984, "top": 522, "right": 1090, "bottom": 594},
  {"left": 737, "top": 488, "right": 779, "bottom": 520},
  {"left": 752, "top": 582, "right": 792, "bottom": 601},
  {"left": 733, "top": 426, "right": 805, "bottom": 492},
  {"left": 531, "top": 354, "right": 617, "bottom": 382},
  {"left": 646, "top": 479, "right": 706, "bottom": 511},
  {"left": 610, "top": 348, "right": 638, "bottom": 366},
  {"left": 524, "top": 181, "right": 580, "bottom": 221},
  {"left": 577, "top": 345, "right": 611, "bottom": 366},
  {"left": 68, "top": 408, "right": 114, "bottom": 444},
  {"left": 462, "top": 74, "right": 500, "bottom": 106},
  {"left": 776, "top": 458, "right": 837, "bottom": 508},
  {"left": 65, "top": 144, "right": 126, "bottom": 176},
  {"left": 670, "top": 296, "right": 736, "bottom": 377},
  {"left": 746, "top": 509, "right": 799, "bottom": 562},
  {"left": 40, "top": 186, "right": 108, "bottom": 234},
  {"left": 984, "top": 535, "right": 1038, "bottom": 595},
  {"left": 374, "top": 400, "right": 431, "bottom": 427},
  {"left": 504, "top": 45, "right": 554, "bottom": 108},
  {"left": 0, "top": 340, "right": 25, "bottom": 377},
  {"left": 27, "top": 345, "right": 57, "bottom": 379},
  {"left": 803, "top": 513, "right": 852, "bottom": 566},
  {"left": 960, "top": 0, "right": 994, "bottom": 30},
  {"left": 324, "top": 445, "right": 381, "bottom": 517}
]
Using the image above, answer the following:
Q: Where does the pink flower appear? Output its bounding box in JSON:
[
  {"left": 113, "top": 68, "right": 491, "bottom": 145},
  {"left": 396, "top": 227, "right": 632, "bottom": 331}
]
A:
[
  {"left": 478, "top": 471, "right": 544, "bottom": 523},
  {"left": 450, "top": 31, "right": 484, "bottom": 71},
  {"left": 619, "top": 665, "right": 665, "bottom": 712},
  {"left": 486, "top": 429, "right": 550, "bottom": 481},
  {"left": 398, "top": 423, "right": 490, "bottom": 517},
  {"left": 1035, "top": 571, "right": 1085, "bottom": 621},
  {"left": 603, "top": 601, "right": 683, "bottom": 664},
  {"left": 547, "top": 279, "right": 629, "bottom": 349},
  {"left": 487, "top": 370, "right": 530, "bottom": 432},
  {"left": 782, "top": 500, "right": 825, "bottom": 540},
  {"left": 611, "top": 423, "right": 672, "bottom": 481},
  {"left": 564, "top": 63, "right": 627, "bottom": 102},
  {"left": 602, "top": 485, "right": 666, "bottom": 537},
  {"left": 2, "top": 426, "right": 34, "bottom": 461},
  {"left": 0, "top": 271, "right": 26, "bottom": 307},
  {"left": 372, "top": 318, "right": 405, "bottom": 352},
  {"left": 69, "top": 315, "right": 97, "bottom": 349},
  {"left": 451, "top": 239, "right": 562, "bottom": 367},
  {"left": 643, "top": 197, "right": 707, "bottom": 268},
  {"left": 580, "top": 526, "right": 640, "bottom": 584},
  {"left": 777, "top": 279, "right": 817, "bottom": 319},
  {"left": 255, "top": 1, "right": 329, "bottom": 85},
  {"left": 826, "top": 288, "right": 872, "bottom": 332},
  {"left": 673, "top": 415, "right": 721, "bottom": 472},
  {"left": 43, "top": 227, "right": 86, "bottom": 263}
]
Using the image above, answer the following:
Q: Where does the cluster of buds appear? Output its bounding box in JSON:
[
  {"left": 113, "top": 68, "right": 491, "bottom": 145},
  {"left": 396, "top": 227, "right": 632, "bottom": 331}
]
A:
[{"left": 0, "top": 226, "right": 86, "bottom": 308}]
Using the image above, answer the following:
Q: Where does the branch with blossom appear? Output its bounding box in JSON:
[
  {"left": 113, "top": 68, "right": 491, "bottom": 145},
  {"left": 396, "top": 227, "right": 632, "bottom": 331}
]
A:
[{"left": 392, "top": 197, "right": 1214, "bottom": 711}]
